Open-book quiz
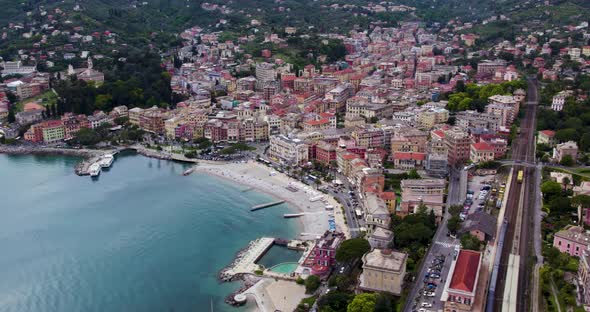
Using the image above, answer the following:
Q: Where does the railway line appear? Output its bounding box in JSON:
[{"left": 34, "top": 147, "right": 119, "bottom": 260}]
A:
[{"left": 490, "top": 78, "right": 539, "bottom": 312}]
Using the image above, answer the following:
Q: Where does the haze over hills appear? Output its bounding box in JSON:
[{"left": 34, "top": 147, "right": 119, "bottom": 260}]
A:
[{"left": 2, "top": 0, "right": 589, "bottom": 40}]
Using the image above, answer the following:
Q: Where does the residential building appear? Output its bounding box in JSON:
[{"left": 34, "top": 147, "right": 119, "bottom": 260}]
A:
[
  {"left": 392, "top": 152, "right": 426, "bottom": 170},
  {"left": 551, "top": 91, "right": 572, "bottom": 111},
  {"left": 455, "top": 110, "right": 501, "bottom": 132},
  {"left": 40, "top": 120, "right": 65, "bottom": 143},
  {"left": 537, "top": 130, "right": 557, "bottom": 147},
  {"left": 554, "top": 141, "right": 578, "bottom": 163},
  {"left": 269, "top": 135, "right": 309, "bottom": 166},
  {"left": 444, "top": 127, "right": 472, "bottom": 166},
  {"left": 359, "top": 249, "right": 407, "bottom": 295},
  {"left": 417, "top": 108, "right": 449, "bottom": 129},
  {"left": 442, "top": 250, "right": 482, "bottom": 312},
  {"left": 469, "top": 142, "right": 495, "bottom": 163},
  {"left": 302, "top": 231, "right": 345, "bottom": 277},
  {"left": 400, "top": 179, "right": 446, "bottom": 220},
  {"left": 553, "top": 225, "right": 590, "bottom": 257}
]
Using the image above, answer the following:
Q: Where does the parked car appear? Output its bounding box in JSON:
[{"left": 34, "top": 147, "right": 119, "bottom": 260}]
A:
[{"left": 421, "top": 303, "right": 433, "bottom": 308}]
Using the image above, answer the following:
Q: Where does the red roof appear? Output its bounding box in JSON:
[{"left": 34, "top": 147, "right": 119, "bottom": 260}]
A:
[
  {"left": 379, "top": 192, "right": 396, "bottom": 201},
  {"left": 471, "top": 142, "right": 493, "bottom": 151},
  {"left": 449, "top": 250, "right": 481, "bottom": 293},
  {"left": 540, "top": 130, "right": 555, "bottom": 137},
  {"left": 393, "top": 152, "right": 426, "bottom": 161}
]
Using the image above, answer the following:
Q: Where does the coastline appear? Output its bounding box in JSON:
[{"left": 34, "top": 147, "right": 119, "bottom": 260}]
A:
[
  {"left": 0, "top": 144, "right": 347, "bottom": 237},
  {"left": 194, "top": 160, "right": 349, "bottom": 240}
]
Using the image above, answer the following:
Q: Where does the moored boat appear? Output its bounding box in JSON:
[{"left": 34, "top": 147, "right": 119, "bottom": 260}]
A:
[
  {"left": 99, "top": 154, "right": 114, "bottom": 168},
  {"left": 89, "top": 163, "right": 101, "bottom": 178}
]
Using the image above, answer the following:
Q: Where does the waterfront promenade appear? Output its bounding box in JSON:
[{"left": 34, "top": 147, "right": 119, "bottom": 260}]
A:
[{"left": 221, "top": 237, "right": 274, "bottom": 279}]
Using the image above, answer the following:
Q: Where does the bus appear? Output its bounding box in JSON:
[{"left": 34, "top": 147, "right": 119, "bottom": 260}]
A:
[{"left": 517, "top": 170, "right": 524, "bottom": 183}]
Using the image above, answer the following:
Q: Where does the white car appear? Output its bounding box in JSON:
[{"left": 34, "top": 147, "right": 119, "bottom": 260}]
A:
[
  {"left": 421, "top": 302, "right": 433, "bottom": 308},
  {"left": 425, "top": 292, "right": 436, "bottom": 297}
]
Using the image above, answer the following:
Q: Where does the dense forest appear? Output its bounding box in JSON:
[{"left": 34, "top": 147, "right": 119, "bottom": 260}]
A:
[{"left": 53, "top": 51, "right": 172, "bottom": 115}]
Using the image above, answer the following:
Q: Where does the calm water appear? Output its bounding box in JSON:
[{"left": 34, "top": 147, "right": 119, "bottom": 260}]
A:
[{"left": 0, "top": 152, "right": 301, "bottom": 312}]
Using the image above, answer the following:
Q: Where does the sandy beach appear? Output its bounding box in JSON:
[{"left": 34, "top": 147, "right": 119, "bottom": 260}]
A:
[{"left": 194, "top": 160, "right": 349, "bottom": 241}]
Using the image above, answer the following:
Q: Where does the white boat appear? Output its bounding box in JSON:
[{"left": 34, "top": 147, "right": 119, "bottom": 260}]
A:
[
  {"left": 99, "top": 154, "right": 114, "bottom": 168},
  {"left": 89, "top": 163, "right": 101, "bottom": 177}
]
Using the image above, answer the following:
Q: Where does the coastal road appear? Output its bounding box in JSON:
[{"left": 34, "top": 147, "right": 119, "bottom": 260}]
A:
[
  {"left": 323, "top": 173, "right": 362, "bottom": 238},
  {"left": 492, "top": 78, "right": 539, "bottom": 312},
  {"left": 403, "top": 167, "right": 464, "bottom": 312}
]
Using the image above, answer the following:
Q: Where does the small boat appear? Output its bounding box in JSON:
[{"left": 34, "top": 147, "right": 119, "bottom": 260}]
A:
[
  {"left": 89, "top": 163, "right": 101, "bottom": 178},
  {"left": 99, "top": 154, "right": 114, "bottom": 168},
  {"left": 183, "top": 167, "right": 194, "bottom": 176}
]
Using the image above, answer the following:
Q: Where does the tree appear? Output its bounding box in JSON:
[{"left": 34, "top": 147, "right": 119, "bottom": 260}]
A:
[
  {"left": 317, "top": 291, "right": 352, "bottom": 311},
  {"left": 305, "top": 275, "right": 321, "bottom": 294},
  {"left": 374, "top": 292, "right": 397, "bottom": 312},
  {"left": 335, "top": 238, "right": 371, "bottom": 262},
  {"left": 572, "top": 195, "right": 590, "bottom": 209},
  {"left": 347, "top": 293, "right": 376, "bottom": 312},
  {"left": 408, "top": 169, "right": 421, "bottom": 179},
  {"left": 73, "top": 127, "right": 101, "bottom": 146},
  {"left": 461, "top": 234, "right": 482, "bottom": 251},
  {"left": 555, "top": 128, "right": 579, "bottom": 143},
  {"left": 448, "top": 205, "right": 463, "bottom": 217},
  {"left": 541, "top": 180, "right": 562, "bottom": 199},
  {"left": 549, "top": 197, "right": 573, "bottom": 215},
  {"left": 560, "top": 155, "right": 575, "bottom": 167},
  {"left": 447, "top": 216, "right": 462, "bottom": 233},
  {"left": 6, "top": 105, "right": 15, "bottom": 123}
]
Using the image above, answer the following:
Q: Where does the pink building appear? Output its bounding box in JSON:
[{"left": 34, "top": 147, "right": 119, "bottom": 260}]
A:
[
  {"left": 553, "top": 225, "right": 590, "bottom": 257},
  {"left": 302, "top": 231, "right": 345, "bottom": 277}
]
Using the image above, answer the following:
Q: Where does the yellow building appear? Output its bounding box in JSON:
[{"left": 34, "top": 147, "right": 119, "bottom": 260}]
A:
[
  {"left": 359, "top": 249, "right": 407, "bottom": 295},
  {"left": 41, "top": 121, "right": 65, "bottom": 143}
]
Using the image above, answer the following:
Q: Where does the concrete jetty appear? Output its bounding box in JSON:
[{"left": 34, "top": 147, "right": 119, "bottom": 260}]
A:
[
  {"left": 219, "top": 237, "right": 274, "bottom": 281},
  {"left": 283, "top": 213, "right": 304, "bottom": 218},
  {"left": 250, "top": 200, "right": 285, "bottom": 211}
]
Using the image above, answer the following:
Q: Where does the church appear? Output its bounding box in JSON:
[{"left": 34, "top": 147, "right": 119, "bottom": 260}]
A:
[{"left": 64, "top": 58, "right": 105, "bottom": 83}]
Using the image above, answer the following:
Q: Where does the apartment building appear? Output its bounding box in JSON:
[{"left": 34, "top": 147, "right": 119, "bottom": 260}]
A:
[{"left": 269, "top": 135, "right": 309, "bottom": 166}]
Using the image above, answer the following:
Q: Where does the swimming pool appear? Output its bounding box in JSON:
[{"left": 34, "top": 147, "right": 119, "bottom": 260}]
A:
[{"left": 269, "top": 262, "right": 299, "bottom": 274}]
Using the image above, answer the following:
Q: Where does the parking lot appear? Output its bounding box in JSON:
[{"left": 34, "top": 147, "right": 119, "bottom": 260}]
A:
[
  {"left": 410, "top": 246, "right": 459, "bottom": 312},
  {"left": 461, "top": 175, "right": 496, "bottom": 220}
]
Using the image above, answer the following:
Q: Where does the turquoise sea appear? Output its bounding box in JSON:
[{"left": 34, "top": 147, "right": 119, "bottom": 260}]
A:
[{"left": 0, "top": 152, "right": 301, "bottom": 312}]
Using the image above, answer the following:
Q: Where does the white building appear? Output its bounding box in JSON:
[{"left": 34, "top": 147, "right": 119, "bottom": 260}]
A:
[{"left": 268, "top": 135, "right": 308, "bottom": 166}]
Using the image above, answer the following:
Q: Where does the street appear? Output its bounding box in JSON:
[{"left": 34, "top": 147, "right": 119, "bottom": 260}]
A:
[{"left": 403, "top": 167, "right": 466, "bottom": 312}]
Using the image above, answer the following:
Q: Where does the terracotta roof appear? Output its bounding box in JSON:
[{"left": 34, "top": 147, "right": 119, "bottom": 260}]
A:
[
  {"left": 540, "top": 130, "right": 555, "bottom": 137},
  {"left": 24, "top": 102, "right": 45, "bottom": 112},
  {"left": 471, "top": 141, "right": 493, "bottom": 151},
  {"left": 393, "top": 152, "right": 426, "bottom": 161},
  {"left": 379, "top": 192, "right": 396, "bottom": 201},
  {"left": 449, "top": 250, "right": 481, "bottom": 293}
]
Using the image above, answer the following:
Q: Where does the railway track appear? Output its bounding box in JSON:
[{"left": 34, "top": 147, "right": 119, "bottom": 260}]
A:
[{"left": 492, "top": 79, "right": 538, "bottom": 312}]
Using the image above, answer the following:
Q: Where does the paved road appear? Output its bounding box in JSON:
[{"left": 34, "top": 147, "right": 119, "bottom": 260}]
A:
[
  {"left": 403, "top": 168, "right": 465, "bottom": 312},
  {"left": 322, "top": 173, "right": 362, "bottom": 238}
]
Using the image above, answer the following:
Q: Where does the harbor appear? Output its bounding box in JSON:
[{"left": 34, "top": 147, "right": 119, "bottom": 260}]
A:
[{"left": 76, "top": 152, "right": 117, "bottom": 177}]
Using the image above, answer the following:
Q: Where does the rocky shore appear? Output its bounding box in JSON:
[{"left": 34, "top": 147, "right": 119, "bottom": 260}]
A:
[{"left": 0, "top": 144, "right": 103, "bottom": 158}]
